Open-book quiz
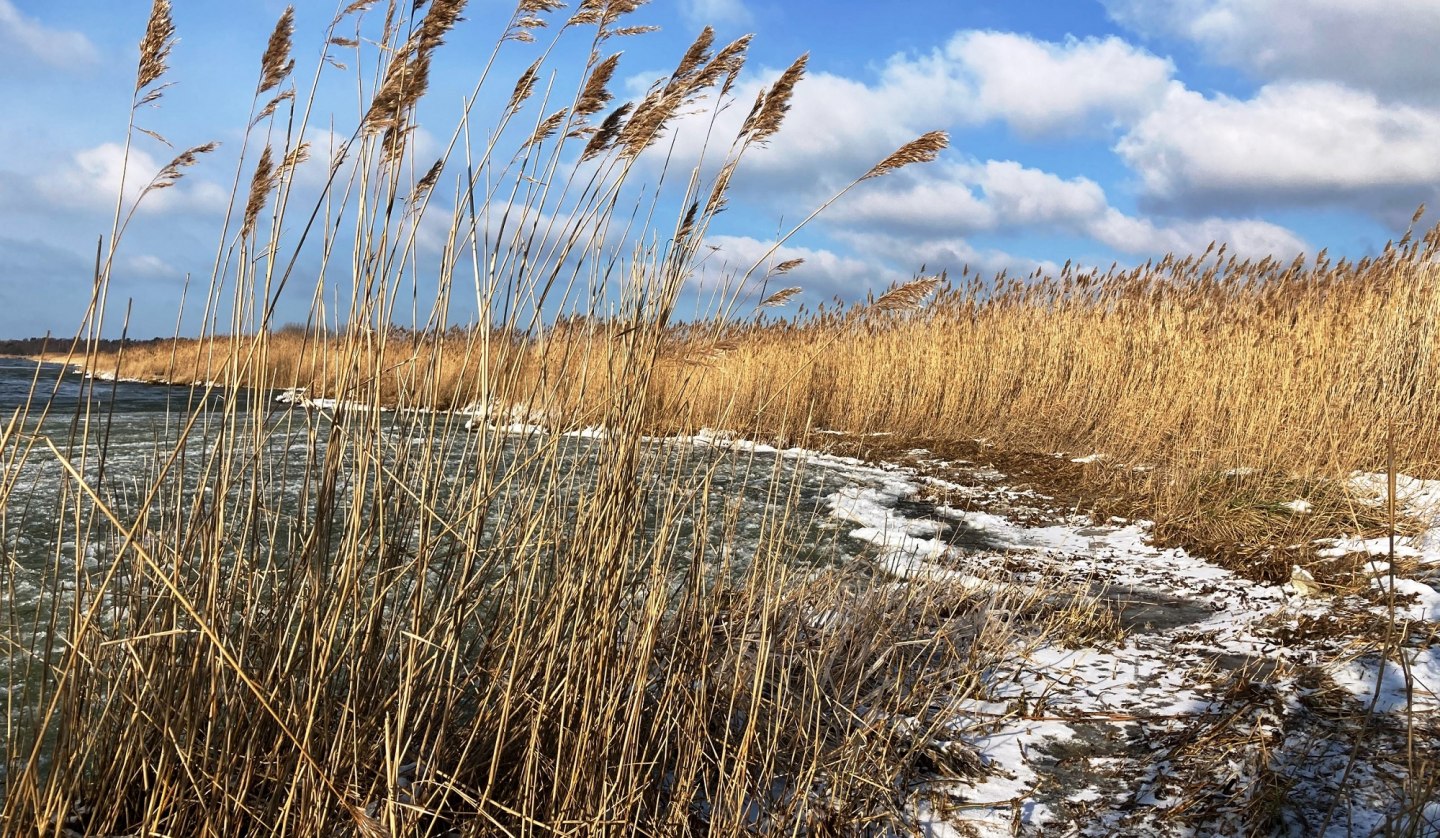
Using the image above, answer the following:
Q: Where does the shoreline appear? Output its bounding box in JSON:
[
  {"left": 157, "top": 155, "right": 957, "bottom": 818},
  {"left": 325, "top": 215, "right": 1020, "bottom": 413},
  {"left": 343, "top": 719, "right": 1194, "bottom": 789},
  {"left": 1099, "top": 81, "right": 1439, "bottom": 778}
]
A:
[{"left": 3, "top": 355, "right": 1438, "bottom": 833}]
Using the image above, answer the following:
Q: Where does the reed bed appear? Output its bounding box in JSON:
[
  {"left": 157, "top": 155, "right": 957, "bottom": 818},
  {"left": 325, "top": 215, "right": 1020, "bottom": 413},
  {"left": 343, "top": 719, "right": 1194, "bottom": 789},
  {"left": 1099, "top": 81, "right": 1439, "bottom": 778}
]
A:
[
  {"left": 85, "top": 234, "right": 1440, "bottom": 583},
  {"left": 3, "top": 0, "right": 1068, "bottom": 834},
  {"left": 88, "top": 236, "right": 1440, "bottom": 471}
]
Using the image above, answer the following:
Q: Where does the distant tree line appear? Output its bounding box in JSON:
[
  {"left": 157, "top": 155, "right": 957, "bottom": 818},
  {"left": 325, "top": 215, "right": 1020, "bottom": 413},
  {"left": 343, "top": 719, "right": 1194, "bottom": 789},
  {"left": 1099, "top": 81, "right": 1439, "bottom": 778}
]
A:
[{"left": 0, "top": 336, "right": 171, "bottom": 357}]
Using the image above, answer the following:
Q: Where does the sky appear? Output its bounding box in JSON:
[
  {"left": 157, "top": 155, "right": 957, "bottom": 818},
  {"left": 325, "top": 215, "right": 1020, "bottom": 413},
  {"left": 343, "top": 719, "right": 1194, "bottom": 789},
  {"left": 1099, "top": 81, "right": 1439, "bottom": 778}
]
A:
[{"left": 3, "top": 0, "right": 1440, "bottom": 337}]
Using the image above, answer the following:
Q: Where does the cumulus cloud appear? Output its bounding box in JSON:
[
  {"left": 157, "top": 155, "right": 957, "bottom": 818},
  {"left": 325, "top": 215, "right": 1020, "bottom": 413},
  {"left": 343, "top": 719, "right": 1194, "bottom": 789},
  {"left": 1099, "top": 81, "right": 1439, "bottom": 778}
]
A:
[
  {"left": 727, "top": 64, "right": 969, "bottom": 190},
  {"left": 1088, "top": 210, "right": 1306, "bottom": 259},
  {"left": 1116, "top": 81, "right": 1440, "bottom": 213},
  {"left": 828, "top": 161, "right": 1107, "bottom": 236},
  {"left": 834, "top": 229, "right": 1062, "bottom": 281},
  {"left": 947, "top": 31, "right": 1173, "bottom": 136},
  {"left": 121, "top": 253, "right": 183, "bottom": 281},
  {"left": 694, "top": 235, "right": 897, "bottom": 301},
  {"left": 828, "top": 158, "right": 1307, "bottom": 262},
  {"left": 1104, "top": 0, "right": 1440, "bottom": 101},
  {"left": 650, "top": 30, "right": 1174, "bottom": 201},
  {"left": 0, "top": 0, "right": 98, "bottom": 72},
  {"left": 40, "top": 143, "right": 230, "bottom": 217}
]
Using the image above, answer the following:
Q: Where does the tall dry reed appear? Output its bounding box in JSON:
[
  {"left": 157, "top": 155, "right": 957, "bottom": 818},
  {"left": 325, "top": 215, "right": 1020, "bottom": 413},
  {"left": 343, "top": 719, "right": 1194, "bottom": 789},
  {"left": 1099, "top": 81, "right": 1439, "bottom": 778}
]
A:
[
  {"left": 89, "top": 237, "right": 1440, "bottom": 576},
  {"left": 0, "top": 1, "right": 1070, "bottom": 835}
]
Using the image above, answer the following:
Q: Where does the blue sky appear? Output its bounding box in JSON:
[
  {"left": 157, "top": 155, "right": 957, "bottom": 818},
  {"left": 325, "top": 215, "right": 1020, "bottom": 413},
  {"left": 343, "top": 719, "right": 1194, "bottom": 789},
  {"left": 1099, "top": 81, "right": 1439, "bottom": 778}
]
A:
[{"left": 3, "top": 0, "right": 1439, "bottom": 337}]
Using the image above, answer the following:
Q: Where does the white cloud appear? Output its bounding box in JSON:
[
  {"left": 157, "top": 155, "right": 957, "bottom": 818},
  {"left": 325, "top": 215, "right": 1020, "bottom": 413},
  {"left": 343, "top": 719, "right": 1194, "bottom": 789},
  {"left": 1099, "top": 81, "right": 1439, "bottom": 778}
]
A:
[
  {"left": 734, "top": 64, "right": 968, "bottom": 188},
  {"left": 829, "top": 158, "right": 1307, "bottom": 261},
  {"left": 1116, "top": 81, "right": 1440, "bottom": 210},
  {"left": 977, "top": 161, "right": 1111, "bottom": 228},
  {"left": 829, "top": 161, "right": 1107, "bottom": 236},
  {"left": 651, "top": 31, "right": 1172, "bottom": 202},
  {"left": 121, "top": 253, "right": 183, "bottom": 280},
  {"left": 0, "top": 0, "right": 98, "bottom": 71},
  {"left": 1104, "top": 0, "right": 1440, "bottom": 100},
  {"left": 681, "top": 0, "right": 752, "bottom": 28},
  {"left": 40, "top": 143, "right": 230, "bottom": 217},
  {"left": 696, "top": 235, "right": 896, "bottom": 300},
  {"left": 1089, "top": 210, "right": 1306, "bottom": 259},
  {"left": 835, "top": 229, "right": 1062, "bottom": 281},
  {"left": 947, "top": 31, "right": 1173, "bottom": 136},
  {"left": 825, "top": 168, "right": 995, "bottom": 236}
]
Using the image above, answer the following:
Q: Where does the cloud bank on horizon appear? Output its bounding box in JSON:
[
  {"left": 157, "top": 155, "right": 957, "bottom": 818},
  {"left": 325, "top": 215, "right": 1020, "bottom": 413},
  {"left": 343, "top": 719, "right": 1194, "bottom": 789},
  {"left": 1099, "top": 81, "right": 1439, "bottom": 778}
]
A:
[{"left": 0, "top": 0, "right": 1436, "bottom": 336}]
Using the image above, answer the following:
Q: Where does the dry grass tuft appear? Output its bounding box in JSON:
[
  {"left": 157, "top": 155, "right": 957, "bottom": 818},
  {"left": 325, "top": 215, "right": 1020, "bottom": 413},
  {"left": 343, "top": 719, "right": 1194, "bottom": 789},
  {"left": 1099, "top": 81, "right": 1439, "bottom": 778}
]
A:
[
  {"left": 871, "top": 274, "right": 942, "bottom": 312},
  {"left": 240, "top": 145, "right": 276, "bottom": 237},
  {"left": 257, "top": 6, "right": 295, "bottom": 94},
  {"left": 746, "top": 53, "right": 807, "bottom": 142},
  {"left": 863, "top": 130, "right": 950, "bottom": 181},
  {"left": 4, "top": 5, "right": 1019, "bottom": 834},
  {"left": 759, "top": 286, "right": 803, "bottom": 309},
  {"left": 135, "top": 0, "right": 175, "bottom": 96}
]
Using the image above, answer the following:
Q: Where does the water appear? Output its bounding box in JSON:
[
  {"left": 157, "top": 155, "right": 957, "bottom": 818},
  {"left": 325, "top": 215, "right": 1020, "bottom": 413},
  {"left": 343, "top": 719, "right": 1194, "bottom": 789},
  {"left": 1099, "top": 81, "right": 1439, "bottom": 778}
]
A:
[{"left": 0, "top": 358, "right": 886, "bottom": 749}]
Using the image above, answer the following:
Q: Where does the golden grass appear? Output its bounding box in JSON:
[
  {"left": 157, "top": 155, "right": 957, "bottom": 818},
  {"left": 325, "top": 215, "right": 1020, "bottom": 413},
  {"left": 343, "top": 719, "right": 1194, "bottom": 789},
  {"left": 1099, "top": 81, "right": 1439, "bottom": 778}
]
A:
[
  {"left": 1, "top": 2, "right": 1044, "bottom": 834},
  {"left": 79, "top": 241, "right": 1440, "bottom": 589},
  {"left": 89, "top": 242, "right": 1440, "bottom": 472}
]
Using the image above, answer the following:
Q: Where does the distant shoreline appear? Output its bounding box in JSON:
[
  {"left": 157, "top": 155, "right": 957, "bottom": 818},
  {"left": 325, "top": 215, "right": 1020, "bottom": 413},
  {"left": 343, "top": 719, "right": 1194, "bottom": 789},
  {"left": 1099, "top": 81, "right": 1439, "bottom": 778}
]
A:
[{"left": 0, "top": 337, "right": 170, "bottom": 359}]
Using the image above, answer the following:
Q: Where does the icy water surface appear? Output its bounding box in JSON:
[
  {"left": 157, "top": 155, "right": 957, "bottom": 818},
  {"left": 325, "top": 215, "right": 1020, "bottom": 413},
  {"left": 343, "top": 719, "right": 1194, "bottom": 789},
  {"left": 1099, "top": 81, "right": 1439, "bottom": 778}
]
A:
[{"left": 0, "top": 357, "right": 894, "bottom": 695}]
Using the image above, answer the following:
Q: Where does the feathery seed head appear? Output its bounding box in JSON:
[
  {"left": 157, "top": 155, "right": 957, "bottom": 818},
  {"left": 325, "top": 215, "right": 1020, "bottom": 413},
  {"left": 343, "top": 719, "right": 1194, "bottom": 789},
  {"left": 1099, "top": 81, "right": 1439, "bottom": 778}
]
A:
[
  {"left": 770, "top": 258, "right": 804, "bottom": 276},
  {"left": 416, "top": 0, "right": 467, "bottom": 55},
  {"left": 759, "top": 286, "right": 803, "bottom": 308},
  {"left": 667, "top": 27, "right": 714, "bottom": 91},
  {"left": 258, "top": 7, "right": 296, "bottom": 94},
  {"left": 581, "top": 102, "right": 632, "bottom": 161},
  {"left": 242, "top": 146, "right": 276, "bottom": 237},
  {"left": 694, "top": 34, "right": 750, "bottom": 95},
  {"left": 410, "top": 159, "right": 444, "bottom": 207},
  {"left": 251, "top": 89, "right": 295, "bottom": 127},
  {"left": 525, "top": 108, "right": 569, "bottom": 149},
  {"left": 872, "top": 275, "right": 942, "bottom": 313},
  {"left": 576, "top": 53, "right": 622, "bottom": 118},
  {"left": 610, "top": 25, "right": 659, "bottom": 37},
  {"left": 748, "top": 53, "right": 806, "bottom": 143},
  {"left": 507, "top": 59, "right": 542, "bottom": 114},
  {"left": 136, "top": 0, "right": 175, "bottom": 95},
  {"left": 145, "top": 142, "right": 219, "bottom": 197},
  {"left": 862, "top": 131, "right": 948, "bottom": 181}
]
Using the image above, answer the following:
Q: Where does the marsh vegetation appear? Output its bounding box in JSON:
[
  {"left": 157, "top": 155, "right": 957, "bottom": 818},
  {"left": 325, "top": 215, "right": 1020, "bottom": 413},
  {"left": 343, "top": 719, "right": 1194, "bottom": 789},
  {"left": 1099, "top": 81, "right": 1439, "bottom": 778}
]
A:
[{"left": 3, "top": 1, "right": 1438, "bottom": 835}]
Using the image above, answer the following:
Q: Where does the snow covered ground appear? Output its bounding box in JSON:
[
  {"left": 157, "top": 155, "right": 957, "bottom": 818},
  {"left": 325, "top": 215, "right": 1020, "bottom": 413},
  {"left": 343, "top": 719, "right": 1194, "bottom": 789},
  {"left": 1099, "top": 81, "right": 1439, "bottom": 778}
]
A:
[{"left": 789, "top": 440, "right": 1440, "bottom": 837}]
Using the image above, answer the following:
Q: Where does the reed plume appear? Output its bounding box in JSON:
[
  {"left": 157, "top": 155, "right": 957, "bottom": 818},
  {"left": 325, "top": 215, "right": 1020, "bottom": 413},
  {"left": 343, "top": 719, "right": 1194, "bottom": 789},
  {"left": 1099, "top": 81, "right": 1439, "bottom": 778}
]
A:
[
  {"left": 241, "top": 145, "right": 276, "bottom": 237},
  {"left": 142, "top": 142, "right": 220, "bottom": 197},
  {"left": 135, "top": 0, "right": 175, "bottom": 99},
  {"left": 410, "top": 158, "right": 444, "bottom": 207},
  {"left": 581, "top": 102, "right": 631, "bottom": 160},
  {"left": 863, "top": 131, "right": 949, "bottom": 180},
  {"left": 747, "top": 53, "right": 807, "bottom": 143},
  {"left": 759, "top": 286, "right": 803, "bottom": 308},
  {"left": 770, "top": 258, "right": 804, "bottom": 276},
  {"left": 507, "top": 58, "right": 542, "bottom": 114},
  {"left": 871, "top": 275, "right": 941, "bottom": 312},
  {"left": 257, "top": 7, "right": 296, "bottom": 94},
  {"left": 575, "top": 53, "right": 622, "bottom": 119},
  {"left": 525, "top": 108, "right": 569, "bottom": 148}
]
